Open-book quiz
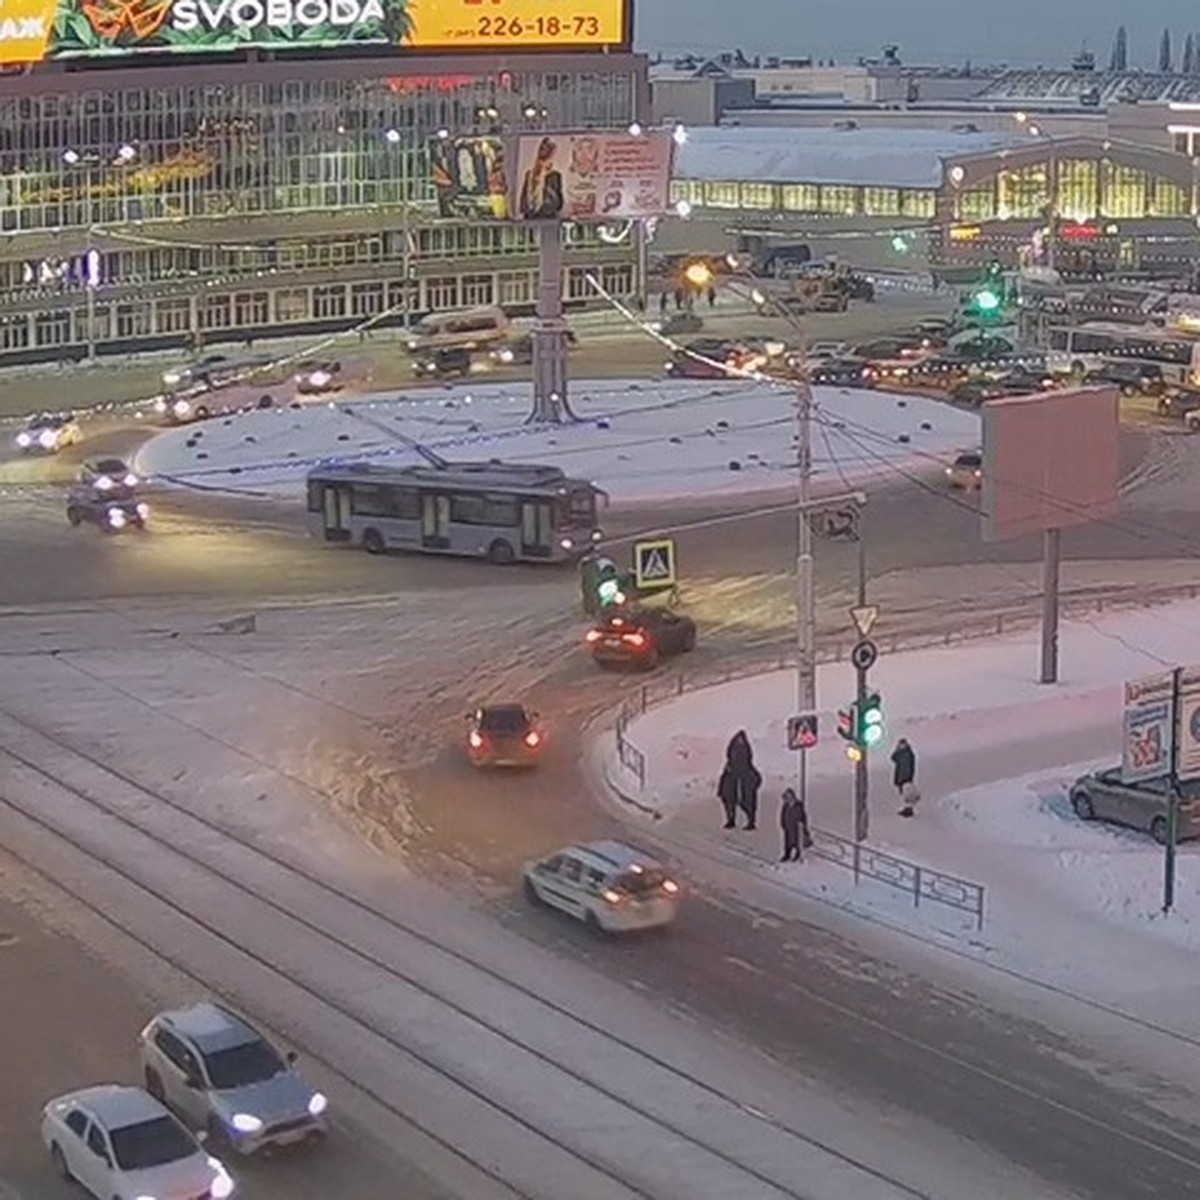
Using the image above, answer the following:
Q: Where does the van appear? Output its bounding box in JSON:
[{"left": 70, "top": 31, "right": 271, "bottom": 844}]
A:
[{"left": 406, "top": 306, "right": 509, "bottom": 355}]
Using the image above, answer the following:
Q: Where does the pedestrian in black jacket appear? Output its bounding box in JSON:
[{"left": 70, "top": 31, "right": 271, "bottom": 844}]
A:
[
  {"left": 780, "top": 787, "right": 807, "bottom": 861},
  {"left": 721, "top": 730, "right": 762, "bottom": 830},
  {"left": 891, "top": 738, "right": 919, "bottom": 817},
  {"left": 717, "top": 766, "right": 739, "bottom": 829}
]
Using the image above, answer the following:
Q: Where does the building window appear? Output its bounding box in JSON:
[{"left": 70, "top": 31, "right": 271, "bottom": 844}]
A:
[
  {"left": 781, "top": 184, "right": 819, "bottom": 212},
  {"left": 498, "top": 271, "right": 534, "bottom": 307},
  {"left": 601, "top": 263, "right": 634, "bottom": 297},
  {"left": 425, "top": 276, "right": 459, "bottom": 310},
  {"left": 350, "top": 282, "right": 385, "bottom": 317},
  {"left": 313, "top": 285, "right": 346, "bottom": 320},
  {"left": 1150, "top": 176, "right": 1188, "bottom": 217},
  {"left": 115, "top": 301, "right": 152, "bottom": 340},
  {"left": 155, "top": 298, "right": 192, "bottom": 336},
  {"left": 958, "top": 181, "right": 997, "bottom": 221},
  {"left": 817, "top": 185, "right": 858, "bottom": 215},
  {"left": 0, "top": 316, "right": 30, "bottom": 350},
  {"left": 1100, "top": 162, "right": 1145, "bottom": 218},
  {"left": 34, "top": 310, "right": 71, "bottom": 347},
  {"left": 863, "top": 187, "right": 901, "bottom": 216},
  {"left": 670, "top": 180, "right": 702, "bottom": 205},
  {"left": 275, "top": 289, "right": 309, "bottom": 323},
  {"left": 199, "top": 295, "right": 232, "bottom": 331},
  {"left": 460, "top": 274, "right": 495, "bottom": 307},
  {"left": 739, "top": 182, "right": 777, "bottom": 209},
  {"left": 1055, "top": 159, "right": 1097, "bottom": 222},
  {"left": 387, "top": 280, "right": 419, "bottom": 313},
  {"left": 702, "top": 181, "right": 739, "bottom": 208},
  {"left": 234, "top": 292, "right": 269, "bottom": 328},
  {"left": 566, "top": 266, "right": 595, "bottom": 300},
  {"left": 900, "top": 190, "right": 935, "bottom": 218}
]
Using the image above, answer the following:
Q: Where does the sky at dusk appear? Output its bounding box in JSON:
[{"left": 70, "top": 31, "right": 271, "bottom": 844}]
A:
[{"left": 634, "top": 1, "right": 1200, "bottom": 69}]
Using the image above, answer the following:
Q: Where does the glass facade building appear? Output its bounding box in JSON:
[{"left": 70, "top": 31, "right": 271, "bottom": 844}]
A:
[{"left": 0, "top": 53, "right": 647, "bottom": 363}]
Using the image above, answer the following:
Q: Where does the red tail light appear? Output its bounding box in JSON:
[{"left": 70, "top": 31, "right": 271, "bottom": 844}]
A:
[
  {"left": 623, "top": 632, "right": 647, "bottom": 648},
  {"left": 585, "top": 629, "right": 602, "bottom": 644},
  {"left": 468, "top": 731, "right": 484, "bottom": 749},
  {"left": 524, "top": 730, "right": 540, "bottom": 748}
]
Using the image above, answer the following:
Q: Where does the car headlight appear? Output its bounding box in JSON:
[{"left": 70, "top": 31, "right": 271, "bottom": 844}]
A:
[
  {"left": 308, "top": 1092, "right": 328, "bottom": 1117},
  {"left": 136, "top": 502, "right": 150, "bottom": 519},
  {"left": 173, "top": 399, "right": 191, "bottom": 417},
  {"left": 559, "top": 537, "right": 574, "bottom": 551},
  {"left": 163, "top": 371, "right": 183, "bottom": 386},
  {"left": 230, "top": 1112, "right": 263, "bottom": 1133},
  {"left": 207, "top": 1159, "right": 235, "bottom": 1200},
  {"left": 497, "top": 349, "right": 514, "bottom": 363},
  {"left": 108, "top": 509, "right": 127, "bottom": 528},
  {"left": 124, "top": 473, "right": 139, "bottom": 487},
  {"left": 38, "top": 430, "right": 57, "bottom": 448},
  {"left": 308, "top": 371, "right": 331, "bottom": 387},
  {"left": 95, "top": 476, "right": 114, "bottom": 490},
  {"left": 15, "top": 432, "right": 30, "bottom": 447},
  {"left": 153, "top": 397, "right": 168, "bottom": 414}
]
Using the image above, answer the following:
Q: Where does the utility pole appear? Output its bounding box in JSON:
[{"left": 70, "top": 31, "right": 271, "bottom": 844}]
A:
[
  {"left": 795, "top": 352, "right": 817, "bottom": 808},
  {"left": 854, "top": 533, "right": 870, "bottom": 841}
]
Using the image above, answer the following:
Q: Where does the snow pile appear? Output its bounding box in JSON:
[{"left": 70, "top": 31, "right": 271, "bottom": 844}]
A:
[{"left": 135, "top": 377, "right": 979, "bottom": 503}]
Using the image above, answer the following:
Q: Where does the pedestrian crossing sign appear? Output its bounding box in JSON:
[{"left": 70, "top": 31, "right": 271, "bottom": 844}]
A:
[{"left": 633, "top": 538, "right": 677, "bottom": 590}]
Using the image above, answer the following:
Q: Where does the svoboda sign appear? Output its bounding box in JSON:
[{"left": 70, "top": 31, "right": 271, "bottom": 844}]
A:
[{"left": 170, "top": 0, "right": 384, "bottom": 33}]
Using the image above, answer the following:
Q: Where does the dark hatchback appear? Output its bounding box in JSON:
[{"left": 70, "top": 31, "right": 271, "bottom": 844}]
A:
[
  {"left": 586, "top": 608, "right": 697, "bottom": 671},
  {"left": 466, "top": 704, "right": 543, "bottom": 768}
]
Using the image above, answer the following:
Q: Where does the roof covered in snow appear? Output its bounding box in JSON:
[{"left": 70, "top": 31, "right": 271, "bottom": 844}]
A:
[{"left": 673, "top": 125, "right": 1032, "bottom": 189}]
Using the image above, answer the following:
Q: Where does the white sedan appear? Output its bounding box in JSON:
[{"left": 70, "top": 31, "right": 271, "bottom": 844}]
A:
[{"left": 41, "top": 1084, "right": 235, "bottom": 1200}]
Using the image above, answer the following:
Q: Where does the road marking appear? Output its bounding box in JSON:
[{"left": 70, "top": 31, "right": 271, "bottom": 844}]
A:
[{"left": 724, "top": 956, "right": 764, "bottom": 976}]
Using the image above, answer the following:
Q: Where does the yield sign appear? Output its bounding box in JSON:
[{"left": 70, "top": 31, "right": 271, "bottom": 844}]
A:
[{"left": 850, "top": 605, "right": 878, "bottom": 638}]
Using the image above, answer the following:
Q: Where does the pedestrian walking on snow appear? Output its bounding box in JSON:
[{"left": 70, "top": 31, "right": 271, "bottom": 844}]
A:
[
  {"left": 891, "top": 738, "right": 919, "bottom": 817},
  {"left": 720, "top": 730, "right": 762, "bottom": 831},
  {"left": 780, "top": 787, "right": 810, "bottom": 861}
]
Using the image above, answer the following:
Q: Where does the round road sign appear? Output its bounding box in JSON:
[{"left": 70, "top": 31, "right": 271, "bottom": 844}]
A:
[{"left": 851, "top": 639, "right": 878, "bottom": 672}]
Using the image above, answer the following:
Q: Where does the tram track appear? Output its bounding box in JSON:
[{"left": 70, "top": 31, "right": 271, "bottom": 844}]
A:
[{"left": 0, "top": 703, "right": 933, "bottom": 1200}]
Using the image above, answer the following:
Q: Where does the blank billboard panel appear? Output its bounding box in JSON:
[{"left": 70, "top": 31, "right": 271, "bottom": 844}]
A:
[{"left": 981, "top": 386, "right": 1120, "bottom": 543}]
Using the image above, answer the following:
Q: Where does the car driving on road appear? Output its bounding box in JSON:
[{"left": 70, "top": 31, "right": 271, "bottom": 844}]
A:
[
  {"left": 295, "top": 359, "right": 344, "bottom": 394},
  {"left": 1069, "top": 767, "right": 1200, "bottom": 844},
  {"left": 66, "top": 486, "right": 149, "bottom": 532},
  {"left": 15, "top": 413, "right": 82, "bottom": 454},
  {"left": 466, "top": 703, "right": 543, "bottom": 768},
  {"left": 79, "top": 458, "right": 139, "bottom": 494},
  {"left": 523, "top": 840, "right": 681, "bottom": 933},
  {"left": 585, "top": 607, "right": 697, "bottom": 670},
  {"left": 943, "top": 450, "right": 983, "bottom": 491},
  {"left": 41, "top": 1084, "right": 235, "bottom": 1200},
  {"left": 140, "top": 1002, "right": 328, "bottom": 1155}
]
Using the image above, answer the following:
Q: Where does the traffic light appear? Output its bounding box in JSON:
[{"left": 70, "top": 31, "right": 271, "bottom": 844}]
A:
[
  {"left": 890, "top": 234, "right": 910, "bottom": 254},
  {"left": 581, "top": 554, "right": 626, "bottom": 615},
  {"left": 970, "top": 285, "right": 1002, "bottom": 318},
  {"left": 857, "top": 692, "right": 885, "bottom": 748},
  {"left": 837, "top": 705, "right": 855, "bottom": 742}
]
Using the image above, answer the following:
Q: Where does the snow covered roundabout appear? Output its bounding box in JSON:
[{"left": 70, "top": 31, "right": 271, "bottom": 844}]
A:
[{"left": 134, "top": 377, "right": 981, "bottom": 502}]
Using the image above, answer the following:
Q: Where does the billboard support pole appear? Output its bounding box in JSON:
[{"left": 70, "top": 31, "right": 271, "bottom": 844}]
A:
[
  {"left": 529, "top": 221, "right": 572, "bottom": 425},
  {"left": 1040, "top": 527, "right": 1061, "bottom": 684},
  {"left": 1165, "top": 666, "right": 1182, "bottom": 915}
]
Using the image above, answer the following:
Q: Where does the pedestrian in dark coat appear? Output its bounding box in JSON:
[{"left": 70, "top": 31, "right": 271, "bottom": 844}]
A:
[
  {"left": 891, "top": 738, "right": 919, "bottom": 817},
  {"left": 721, "top": 730, "right": 762, "bottom": 830},
  {"left": 780, "top": 787, "right": 805, "bottom": 861},
  {"left": 717, "top": 766, "right": 739, "bottom": 829}
]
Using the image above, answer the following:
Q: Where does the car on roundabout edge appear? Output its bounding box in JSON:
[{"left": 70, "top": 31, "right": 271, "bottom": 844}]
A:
[
  {"left": 523, "top": 840, "right": 681, "bottom": 933},
  {"left": 586, "top": 607, "right": 697, "bottom": 671},
  {"left": 66, "top": 485, "right": 149, "bottom": 532},
  {"left": 79, "top": 457, "right": 139, "bottom": 495},
  {"left": 15, "top": 413, "right": 82, "bottom": 454}
]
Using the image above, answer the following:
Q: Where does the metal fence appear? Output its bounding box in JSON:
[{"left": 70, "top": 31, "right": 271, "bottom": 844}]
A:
[{"left": 610, "top": 655, "right": 988, "bottom": 928}]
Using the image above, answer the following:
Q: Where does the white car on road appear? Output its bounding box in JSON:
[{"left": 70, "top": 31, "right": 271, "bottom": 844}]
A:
[
  {"left": 15, "top": 413, "right": 82, "bottom": 454},
  {"left": 140, "top": 1002, "right": 329, "bottom": 1154},
  {"left": 523, "top": 839, "right": 681, "bottom": 933},
  {"left": 41, "top": 1084, "right": 234, "bottom": 1200}
]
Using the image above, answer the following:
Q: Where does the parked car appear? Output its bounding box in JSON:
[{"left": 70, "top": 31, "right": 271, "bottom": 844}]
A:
[
  {"left": 1085, "top": 360, "right": 1166, "bottom": 397},
  {"left": 488, "top": 330, "right": 578, "bottom": 366},
  {"left": 523, "top": 840, "right": 681, "bottom": 933},
  {"left": 140, "top": 1002, "right": 328, "bottom": 1154},
  {"left": 295, "top": 359, "right": 343, "bottom": 394},
  {"left": 585, "top": 607, "right": 697, "bottom": 670},
  {"left": 40, "top": 1084, "right": 234, "bottom": 1200},
  {"left": 1156, "top": 385, "right": 1200, "bottom": 421},
  {"left": 1069, "top": 767, "right": 1200, "bottom": 844},
  {"left": 465, "top": 703, "right": 543, "bottom": 768},
  {"left": 412, "top": 345, "right": 473, "bottom": 379}
]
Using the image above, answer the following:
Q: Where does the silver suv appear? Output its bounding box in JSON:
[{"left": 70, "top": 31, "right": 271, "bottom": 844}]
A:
[{"left": 139, "top": 1002, "right": 328, "bottom": 1154}]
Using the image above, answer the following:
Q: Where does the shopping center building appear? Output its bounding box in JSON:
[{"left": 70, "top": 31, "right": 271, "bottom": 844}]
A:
[
  {"left": 0, "top": 4, "right": 646, "bottom": 364},
  {"left": 663, "top": 124, "right": 1200, "bottom": 281}
]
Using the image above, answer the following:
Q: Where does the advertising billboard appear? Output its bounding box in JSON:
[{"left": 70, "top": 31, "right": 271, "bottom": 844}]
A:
[
  {"left": 1122, "top": 673, "right": 1174, "bottom": 784},
  {"left": 0, "top": 0, "right": 627, "bottom": 62},
  {"left": 430, "top": 135, "right": 509, "bottom": 220},
  {"left": 509, "top": 130, "right": 675, "bottom": 223}
]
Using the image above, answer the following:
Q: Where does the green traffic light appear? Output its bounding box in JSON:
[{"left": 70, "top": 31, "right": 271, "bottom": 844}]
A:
[
  {"left": 598, "top": 578, "right": 621, "bottom": 605},
  {"left": 974, "top": 288, "right": 1001, "bottom": 313}
]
